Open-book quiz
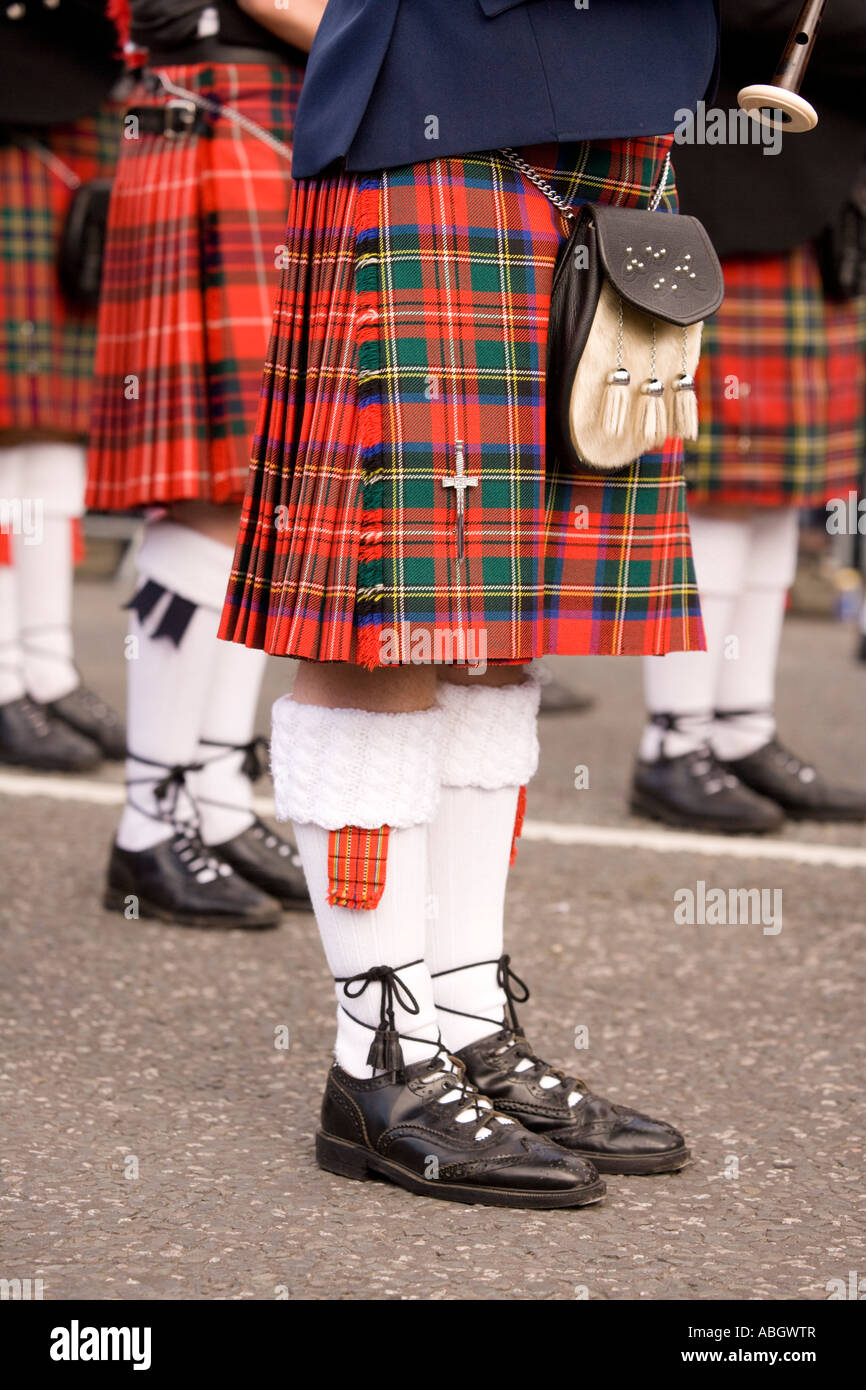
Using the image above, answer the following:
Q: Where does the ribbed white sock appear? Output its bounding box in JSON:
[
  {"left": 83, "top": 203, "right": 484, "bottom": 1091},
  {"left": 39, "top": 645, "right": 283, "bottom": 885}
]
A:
[
  {"left": 116, "top": 522, "right": 234, "bottom": 852},
  {"left": 272, "top": 696, "right": 444, "bottom": 1078},
  {"left": 293, "top": 820, "right": 441, "bottom": 1076},
  {"left": 641, "top": 513, "right": 752, "bottom": 759},
  {"left": 188, "top": 640, "right": 269, "bottom": 846},
  {"left": 711, "top": 509, "right": 799, "bottom": 762},
  {"left": 16, "top": 443, "right": 85, "bottom": 704},
  {"left": 427, "top": 678, "right": 540, "bottom": 1053}
]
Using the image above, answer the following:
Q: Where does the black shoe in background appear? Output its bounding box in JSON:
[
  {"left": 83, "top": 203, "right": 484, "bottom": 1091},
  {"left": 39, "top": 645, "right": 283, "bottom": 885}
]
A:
[
  {"left": 0, "top": 694, "right": 101, "bottom": 773},
  {"left": 46, "top": 683, "right": 127, "bottom": 760},
  {"left": 103, "top": 832, "right": 283, "bottom": 929},
  {"left": 630, "top": 747, "right": 785, "bottom": 834},
  {"left": 211, "top": 817, "right": 312, "bottom": 910},
  {"left": 723, "top": 738, "right": 866, "bottom": 823}
]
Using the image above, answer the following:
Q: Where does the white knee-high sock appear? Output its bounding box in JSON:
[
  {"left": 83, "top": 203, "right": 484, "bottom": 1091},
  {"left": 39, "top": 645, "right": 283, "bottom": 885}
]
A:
[
  {"left": 116, "top": 521, "right": 234, "bottom": 852},
  {"left": 427, "top": 677, "right": 541, "bottom": 1053},
  {"left": 640, "top": 513, "right": 752, "bottom": 759},
  {"left": 271, "top": 696, "right": 444, "bottom": 1078},
  {"left": 711, "top": 509, "right": 799, "bottom": 762},
  {"left": 14, "top": 443, "right": 85, "bottom": 703},
  {"left": 0, "top": 446, "right": 25, "bottom": 704},
  {"left": 187, "top": 639, "right": 269, "bottom": 846}
]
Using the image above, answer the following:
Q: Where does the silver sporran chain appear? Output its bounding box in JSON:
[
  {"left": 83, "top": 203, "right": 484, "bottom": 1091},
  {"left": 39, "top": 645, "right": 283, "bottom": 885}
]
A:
[{"left": 499, "top": 146, "right": 672, "bottom": 219}]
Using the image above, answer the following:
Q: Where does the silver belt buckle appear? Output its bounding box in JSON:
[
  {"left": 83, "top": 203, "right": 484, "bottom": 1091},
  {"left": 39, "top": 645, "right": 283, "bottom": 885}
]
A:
[{"left": 164, "top": 98, "right": 198, "bottom": 139}]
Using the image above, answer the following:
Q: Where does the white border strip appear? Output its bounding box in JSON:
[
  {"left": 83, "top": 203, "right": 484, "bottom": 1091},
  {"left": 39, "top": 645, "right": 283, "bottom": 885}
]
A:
[{"left": 2, "top": 771, "right": 864, "bottom": 869}]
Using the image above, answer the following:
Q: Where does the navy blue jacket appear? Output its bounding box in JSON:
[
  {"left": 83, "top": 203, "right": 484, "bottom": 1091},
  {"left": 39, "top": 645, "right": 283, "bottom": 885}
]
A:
[{"left": 292, "top": 0, "right": 720, "bottom": 178}]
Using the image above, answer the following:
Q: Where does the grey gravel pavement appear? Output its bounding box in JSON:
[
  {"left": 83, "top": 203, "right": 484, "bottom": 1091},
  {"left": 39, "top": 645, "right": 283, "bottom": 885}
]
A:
[{"left": 1, "top": 575, "right": 864, "bottom": 1301}]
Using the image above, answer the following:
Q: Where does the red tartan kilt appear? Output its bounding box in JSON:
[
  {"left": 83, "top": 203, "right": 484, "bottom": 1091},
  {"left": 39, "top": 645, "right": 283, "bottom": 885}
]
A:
[
  {"left": 0, "top": 110, "right": 120, "bottom": 438},
  {"left": 688, "top": 245, "right": 866, "bottom": 507},
  {"left": 86, "top": 62, "right": 301, "bottom": 511},
  {"left": 220, "top": 138, "right": 705, "bottom": 665}
]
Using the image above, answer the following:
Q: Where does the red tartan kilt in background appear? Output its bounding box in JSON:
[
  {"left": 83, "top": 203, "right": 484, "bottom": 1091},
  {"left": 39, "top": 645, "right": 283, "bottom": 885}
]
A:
[
  {"left": 0, "top": 109, "right": 120, "bottom": 438},
  {"left": 688, "top": 245, "right": 866, "bottom": 507},
  {"left": 220, "top": 137, "right": 705, "bottom": 667},
  {"left": 86, "top": 62, "right": 301, "bottom": 511}
]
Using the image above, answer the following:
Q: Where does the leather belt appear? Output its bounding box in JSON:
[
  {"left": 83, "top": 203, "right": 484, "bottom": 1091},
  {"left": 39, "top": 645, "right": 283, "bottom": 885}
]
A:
[
  {"left": 146, "top": 41, "right": 301, "bottom": 67},
  {"left": 125, "top": 102, "right": 210, "bottom": 138}
]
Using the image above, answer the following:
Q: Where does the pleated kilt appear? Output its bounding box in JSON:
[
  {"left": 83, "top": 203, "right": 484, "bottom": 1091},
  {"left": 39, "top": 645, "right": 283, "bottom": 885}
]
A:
[
  {"left": 219, "top": 137, "right": 704, "bottom": 667},
  {"left": 0, "top": 108, "right": 121, "bottom": 438},
  {"left": 86, "top": 61, "right": 302, "bottom": 510},
  {"left": 688, "top": 244, "right": 866, "bottom": 507}
]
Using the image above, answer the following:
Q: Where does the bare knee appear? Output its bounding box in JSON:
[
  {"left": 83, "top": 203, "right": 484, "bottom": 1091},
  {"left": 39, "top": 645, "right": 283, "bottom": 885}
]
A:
[{"left": 293, "top": 661, "right": 437, "bottom": 711}]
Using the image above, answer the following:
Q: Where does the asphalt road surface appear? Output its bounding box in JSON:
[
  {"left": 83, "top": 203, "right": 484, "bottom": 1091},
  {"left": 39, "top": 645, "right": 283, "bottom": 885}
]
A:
[{"left": 1, "top": 575, "right": 864, "bottom": 1301}]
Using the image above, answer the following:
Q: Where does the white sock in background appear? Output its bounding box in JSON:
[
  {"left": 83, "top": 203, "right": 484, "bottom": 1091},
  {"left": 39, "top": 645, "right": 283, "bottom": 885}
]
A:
[
  {"left": 15, "top": 443, "right": 85, "bottom": 704},
  {"left": 116, "top": 521, "right": 234, "bottom": 853},
  {"left": 272, "top": 697, "right": 444, "bottom": 1078},
  {"left": 427, "top": 677, "right": 540, "bottom": 1053},
  {"left": 0, "top": 446, "right": 24, "bottom": 705},
  {"left": 0, "top": 566, "right": 24, "bottom": 704},
  {"left": 711, "top": 508, "right": 799, "bottom": 762},
  {"left": 188, "top": 640, "right": 269, "bottom": 846},
  {"left": 640, "top": 512, "right": 752, "bottom": 760}
]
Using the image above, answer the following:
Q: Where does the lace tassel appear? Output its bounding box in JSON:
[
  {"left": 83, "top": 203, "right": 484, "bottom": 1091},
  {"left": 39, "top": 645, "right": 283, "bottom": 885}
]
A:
[
  {"left": 367, "top": 1026, "right": 404, "bottom": 1073},
  {"left": 639, "top": 379, "right": 667, "bottom": 447},
  {"left": 601, "top": 367, "right": 631, "bottom": 437},
  {"left": 671, "top": 372, "right": 699, "bottom": 440}
]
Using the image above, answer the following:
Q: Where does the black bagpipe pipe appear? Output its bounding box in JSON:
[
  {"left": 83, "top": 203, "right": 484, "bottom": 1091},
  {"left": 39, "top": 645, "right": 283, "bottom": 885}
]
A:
[{"left": 738, "top": 0, "right": 829, "bottom": 133}]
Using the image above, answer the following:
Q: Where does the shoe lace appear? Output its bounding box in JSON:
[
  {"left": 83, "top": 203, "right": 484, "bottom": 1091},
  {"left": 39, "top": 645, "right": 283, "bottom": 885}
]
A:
[
  {"left": 248, "top": 816, "right": 302, "bottom": 867},
  {"left": 764, "top": 737, "right": 817, "bottom": 783},
  {"left": 492, "top": 1029, "right": 587, "bottom": 1108},
  {"left": 335, "top": 962, "right": 514, "bottom": 1141},
  {"left": 17, "top": 696, "right": 53, "bottom": 736},
  {"left": 65, "top": 684, "right": 117, "bottom": 726},
  {"left": 420, "top": 1050, "right": 515, "bottom": 1141},
  {"left": 685, "top": 747, "right": 740, "bottom": 796},
  {"left": 171, "top": 829, "right": 233, "bottom": 885},
  {"left": 432, "top": 954, "right": 587, "bottom": 1107}
]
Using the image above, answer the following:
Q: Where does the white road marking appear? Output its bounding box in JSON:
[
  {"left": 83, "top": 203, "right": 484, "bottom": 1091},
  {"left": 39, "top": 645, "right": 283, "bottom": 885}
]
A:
[
  {"left": 522, "top": 819, "right": 866, "bottom": 870},
  {"left": 2, "top": 770, "right": 865, "bottom": 868}
]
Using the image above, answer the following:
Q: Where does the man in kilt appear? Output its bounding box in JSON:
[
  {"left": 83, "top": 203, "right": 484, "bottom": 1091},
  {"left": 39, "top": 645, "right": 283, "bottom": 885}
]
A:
[
  {"left": 633, "top": 0, "right": 866, "bottom": 833},
  {"left": 86, "top": 1, "right": 327, "bottom": 929},
  {"left": 0, "top": 1, "right": 127, "bottom": 772},
  {"left": 218, "top": 0, "right": 721, "bottom": 1207}
]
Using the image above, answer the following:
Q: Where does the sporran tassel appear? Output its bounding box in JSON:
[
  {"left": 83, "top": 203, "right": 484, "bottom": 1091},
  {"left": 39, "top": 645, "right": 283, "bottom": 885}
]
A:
[
  {"left": 639, "top": 320, "right": 667, "bottom": 447},
  {"left": 600, "top": 296, "right": 631, "bottom": 438},
  {"left": 672, "top": 373, "right": 699, "bottom": 440},
  {"left": 639, "top": 379, "right": 667, "bottom": 446},
  {"left": 602, "top": 367, "right": 631, "bottom": 437}
]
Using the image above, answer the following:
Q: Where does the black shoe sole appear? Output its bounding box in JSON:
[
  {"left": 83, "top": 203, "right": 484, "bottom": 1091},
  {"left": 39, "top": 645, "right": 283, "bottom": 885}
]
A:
[
  {"left": 768, "top": 804, "right": 866, "bottom": 824},
  {"left": 316, "top": 1130, "right": 606, "bottom": 1209},
  {"left": 568, "top": 1144, "right": 692, "bottom": 1176},
  {"left": 0, "top": 748, "right": 101, "bottom": 774},
  {"left": 629, "top": 791, "right": 783, "bottom": 836},
  {"left": 277, "top": 896, "right": 314, "bottom": 912},
  {"left": 102, "top": 886, "right": 281, "bottom": 930},
  {"left": 50, "top": 721, "right": 126, "bottom": 762}
]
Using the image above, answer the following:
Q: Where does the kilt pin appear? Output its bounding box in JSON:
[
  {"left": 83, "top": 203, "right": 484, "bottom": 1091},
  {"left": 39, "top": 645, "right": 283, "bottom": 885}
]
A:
[{"left": 219, "top": 136, "right": 706, "bottom": 667}]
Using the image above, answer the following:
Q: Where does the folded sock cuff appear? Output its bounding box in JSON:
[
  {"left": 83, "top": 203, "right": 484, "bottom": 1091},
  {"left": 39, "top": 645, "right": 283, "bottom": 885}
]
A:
[
  {"left": 436, "top": 677, "right": 541, "bottom": 789},
  {"left": 270, "top": 696, "right": 444, "bottom": 828},
  {"left": 137, "top": 520, "right": 234, "bottom": 612}
]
